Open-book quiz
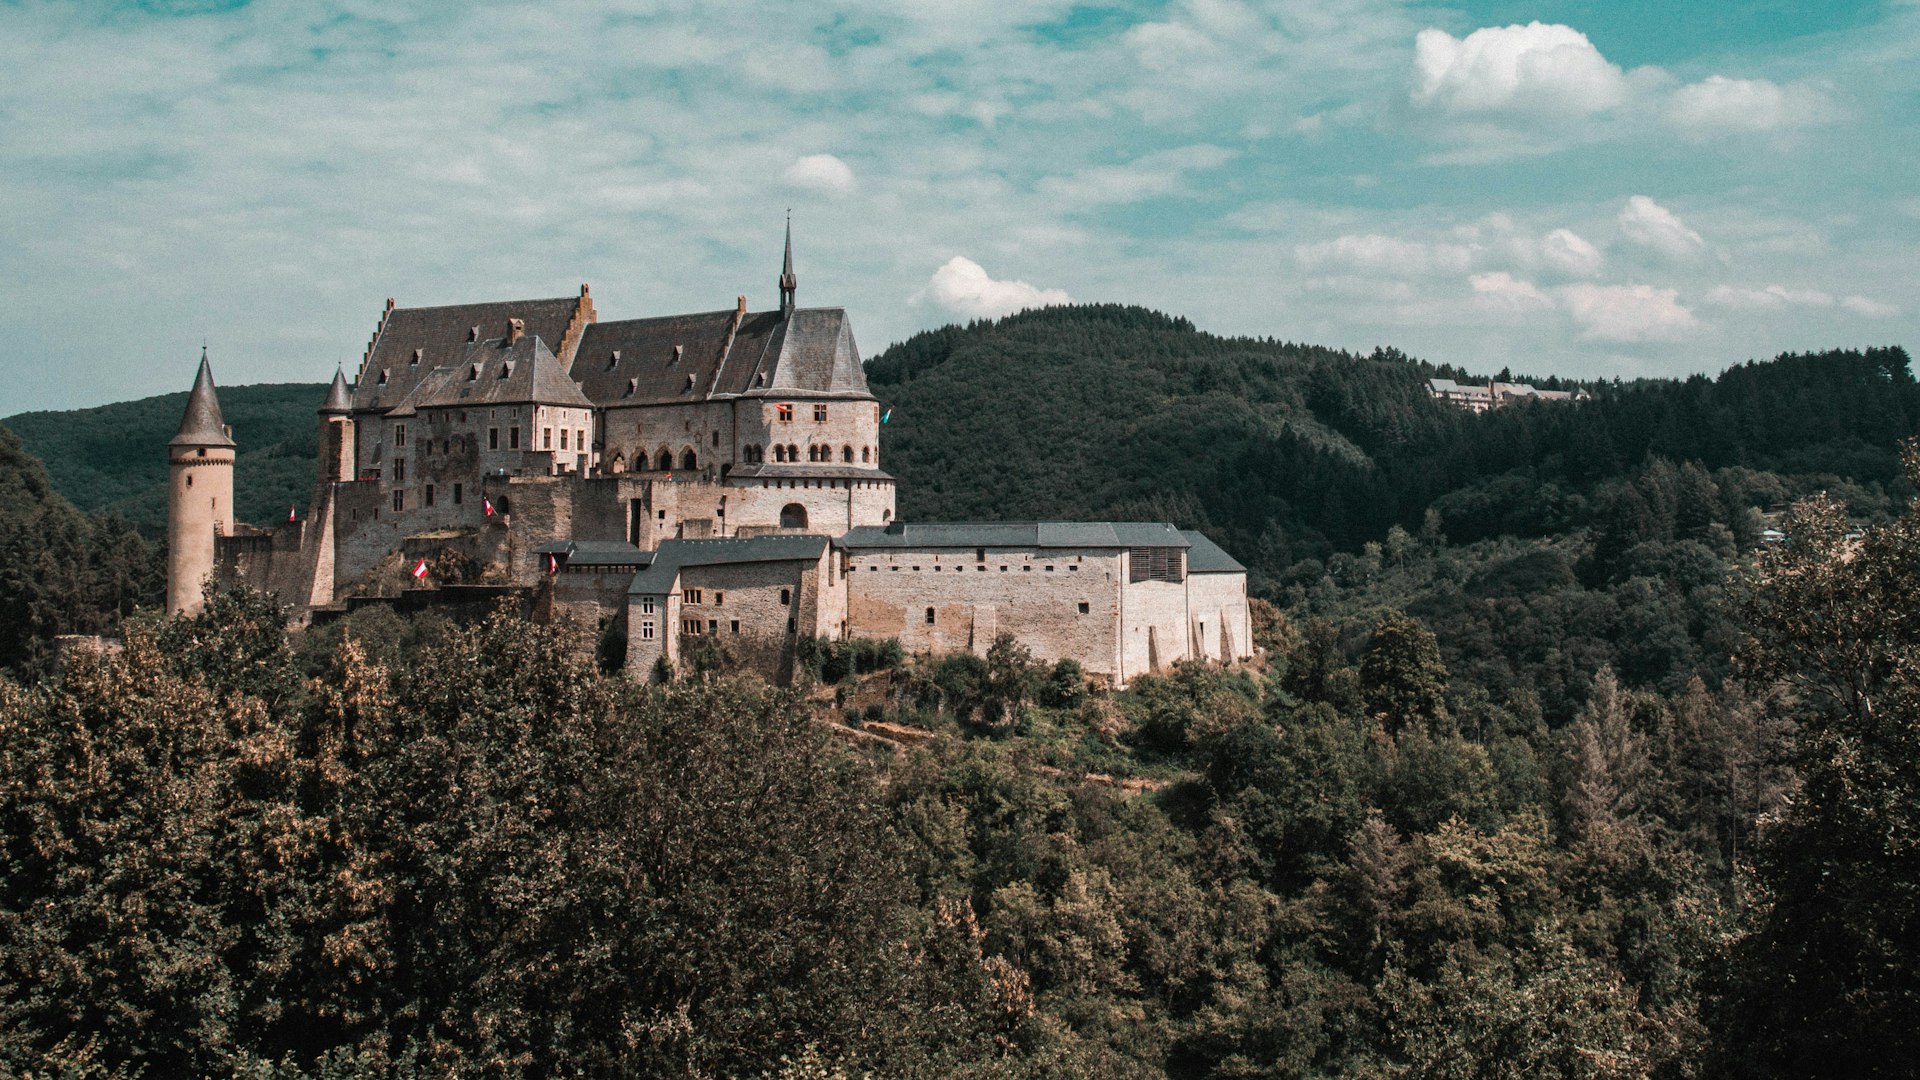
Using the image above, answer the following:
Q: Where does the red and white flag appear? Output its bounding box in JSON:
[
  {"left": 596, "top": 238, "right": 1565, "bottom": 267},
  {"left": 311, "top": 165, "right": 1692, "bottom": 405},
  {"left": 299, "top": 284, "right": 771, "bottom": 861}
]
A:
[
  {"left": 288, "top": 504, "right": 297, "bottom": 522},
  {"left": 412, "top": 559, "right": 429, "bottom": 579},
  {"left": 483, "top": 497, "right": 495, "bottom": 517},
  {"left": 547, "top": 553, "right": 559, "bottom": 574}
]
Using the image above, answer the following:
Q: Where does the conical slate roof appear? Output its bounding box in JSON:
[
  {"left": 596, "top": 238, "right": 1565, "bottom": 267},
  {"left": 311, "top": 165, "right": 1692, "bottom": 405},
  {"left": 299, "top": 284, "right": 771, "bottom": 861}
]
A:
[
  {"left": 170, "top": 350, "right": 236, "bottom": 448},
  {"left": 320, "top": 366, "right": 352, "bottom": 413}
]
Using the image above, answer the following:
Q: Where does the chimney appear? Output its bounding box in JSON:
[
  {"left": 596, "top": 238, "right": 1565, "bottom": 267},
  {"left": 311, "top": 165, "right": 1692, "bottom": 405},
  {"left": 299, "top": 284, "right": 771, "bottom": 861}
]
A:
[
  {"left": 737, "top": 294, "right": 747, "bottom": 316},
  {"left": 507, "top": 318, "right": 526, "bottom": 345}
]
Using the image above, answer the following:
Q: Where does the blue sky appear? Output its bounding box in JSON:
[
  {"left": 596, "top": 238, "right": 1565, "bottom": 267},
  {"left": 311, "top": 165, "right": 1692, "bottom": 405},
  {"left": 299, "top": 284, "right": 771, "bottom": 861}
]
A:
[{"left": 0, "top": 0, "right": 1914, "bottom": 414}]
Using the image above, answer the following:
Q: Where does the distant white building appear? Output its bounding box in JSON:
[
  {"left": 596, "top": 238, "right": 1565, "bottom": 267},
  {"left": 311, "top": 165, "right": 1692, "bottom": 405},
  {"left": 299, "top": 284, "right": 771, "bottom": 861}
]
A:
[{"left": 1428, "top": 377, "right": 1589, "bottom": 412}]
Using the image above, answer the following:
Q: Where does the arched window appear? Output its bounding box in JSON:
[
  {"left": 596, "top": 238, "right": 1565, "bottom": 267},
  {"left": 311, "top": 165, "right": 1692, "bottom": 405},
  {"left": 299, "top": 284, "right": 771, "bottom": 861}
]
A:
[
  {"left": 787, "top": 444, "right": 799, "bottom": 462},
  {"left": 772, "top": 444, "right": 786, "bottom": 462},
  {"left": 680, "top": 448, "right": 698, "bottom": 470},
  {"left": 656, "top": 449, "right": 673, "bottom": 471},
  {"left": 608, "top": 452, "right": 625, "bottom": 474},
  {"left": 780, "top": 503, "right": 808, "bottom": 529},
  {"left": 841, "top": 445, "right": 853, "bottom": 462},
  {"left": 861, "top": 446, "right": 871, "bottom": 463}
]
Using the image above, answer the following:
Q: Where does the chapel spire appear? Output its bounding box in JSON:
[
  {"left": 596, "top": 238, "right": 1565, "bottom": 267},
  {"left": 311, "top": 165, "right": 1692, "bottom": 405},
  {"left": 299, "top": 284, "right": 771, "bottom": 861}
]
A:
[{"left": 779, "top": 212, "right": 797, "bottom": 318}]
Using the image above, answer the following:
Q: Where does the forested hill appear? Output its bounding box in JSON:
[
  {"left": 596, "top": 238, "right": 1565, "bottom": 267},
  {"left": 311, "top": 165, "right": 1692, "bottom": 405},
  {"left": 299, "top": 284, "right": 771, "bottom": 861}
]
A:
[
  {"left": 867, "top": 305, "right": 1918, "bottom": 584},
  {"left": 4, "top": 382, "right": 328, "bottom": 537}
]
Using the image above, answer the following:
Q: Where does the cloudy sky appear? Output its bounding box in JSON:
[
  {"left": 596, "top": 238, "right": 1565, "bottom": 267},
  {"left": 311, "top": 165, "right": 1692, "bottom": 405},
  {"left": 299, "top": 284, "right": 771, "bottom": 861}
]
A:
[{"left": 1, "top": 0, "right": 1915, "bottom": 414}]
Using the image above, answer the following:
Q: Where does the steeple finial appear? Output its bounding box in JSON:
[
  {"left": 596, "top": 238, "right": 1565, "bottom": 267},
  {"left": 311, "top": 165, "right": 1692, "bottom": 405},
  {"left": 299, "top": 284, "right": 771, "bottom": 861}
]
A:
[
  {"left": 171, "top": 349, "right": 236, "bottom": 448},
  {"left": 779, "top": 211, "right": 797, "bottom": 317}
]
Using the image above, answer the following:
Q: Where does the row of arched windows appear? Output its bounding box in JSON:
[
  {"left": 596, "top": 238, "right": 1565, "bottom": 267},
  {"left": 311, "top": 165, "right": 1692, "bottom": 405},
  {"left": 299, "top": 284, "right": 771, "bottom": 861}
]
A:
[{"left": 741, "top": 444, "right": 873, "bottom": 464}]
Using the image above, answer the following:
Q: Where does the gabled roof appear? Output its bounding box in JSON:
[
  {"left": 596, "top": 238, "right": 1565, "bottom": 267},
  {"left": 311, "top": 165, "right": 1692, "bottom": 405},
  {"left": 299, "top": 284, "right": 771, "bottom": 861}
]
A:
[
  {"left": 627, "top": 535, "right": 830, "bottom": 595},
  {"left": 840, "top": 521, "right": 1191, "bottom": 551},
  {"left": 532, "top": 538, "right": 650, "bottom": 568},
  {"left": 390, "top": 335, "right": 594, "bottom": 413},
  {"left": 575, "top": 307, "right": 871, "bottom": 407},
  {"left": 355, "top": 294, "right": 586, "bottom": 412},
  {"left": 1180, "top": 530, "right": 1246, "bottom": 573},
  {"left": 171, "top": 351, "right": 236, "bottom": 448}
]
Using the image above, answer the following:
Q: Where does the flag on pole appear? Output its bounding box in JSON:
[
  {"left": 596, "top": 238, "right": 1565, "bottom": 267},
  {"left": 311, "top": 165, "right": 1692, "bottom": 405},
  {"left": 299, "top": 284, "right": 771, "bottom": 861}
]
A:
[
  {"left": 547, "top": 553, "right": 558, "bottom": 574},
  {"left": 665, "top": 471, "right": 673, "bottom": 481},
  {"left": 881, "top": 408, "right": 892, "bottom": 424},
  {"left": 412, "top": 559, "right": 429, "bottom": 579},
  {"left": 288, "top": 504, "right": 297, "bottom": 522},
  {"left": 483, "top": 496, "right": 495, "bottom": 517}
]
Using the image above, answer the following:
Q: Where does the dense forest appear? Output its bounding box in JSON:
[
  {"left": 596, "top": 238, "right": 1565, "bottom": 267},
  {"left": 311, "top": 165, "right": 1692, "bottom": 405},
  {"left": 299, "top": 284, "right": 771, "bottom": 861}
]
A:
[
  {"left": 4, "top": 382, "right": 326, "bottom": 538},
  {"left": 2, "top": 310, "right": 1917, "bottom": 1077}
]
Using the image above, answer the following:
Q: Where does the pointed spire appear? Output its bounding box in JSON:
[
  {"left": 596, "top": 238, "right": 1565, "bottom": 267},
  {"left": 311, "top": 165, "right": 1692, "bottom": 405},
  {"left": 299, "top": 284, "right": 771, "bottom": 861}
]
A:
[
  {"left": 170, "top": 347, "right": 236, "bottom": 448},
  {"left": 320, "top": 365, "right": 352, "bottom": 414},
  {"left": 779, "top": 211, "right": 797, "bottom": 317}
]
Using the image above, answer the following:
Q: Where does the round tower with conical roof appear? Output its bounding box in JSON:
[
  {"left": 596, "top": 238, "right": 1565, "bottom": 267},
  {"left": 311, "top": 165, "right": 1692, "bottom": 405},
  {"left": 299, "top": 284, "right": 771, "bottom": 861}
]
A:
[
  {"left": 167, "top": 349, "right": 237, "bottom": 615},
  {"left": 318, "top": 365, "right": 355, "bottom": 483}
]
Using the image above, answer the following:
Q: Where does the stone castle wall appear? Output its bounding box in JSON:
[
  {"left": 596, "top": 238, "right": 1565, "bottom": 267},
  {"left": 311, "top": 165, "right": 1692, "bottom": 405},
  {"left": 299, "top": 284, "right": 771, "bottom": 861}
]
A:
[{"left": 846, "top": 547, "right": 1124, "bottom": 669}]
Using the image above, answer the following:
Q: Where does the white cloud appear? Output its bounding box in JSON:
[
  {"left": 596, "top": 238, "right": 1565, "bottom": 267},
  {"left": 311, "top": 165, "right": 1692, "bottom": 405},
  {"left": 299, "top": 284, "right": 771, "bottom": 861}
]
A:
[
  {"left": 1470, "top": 271, "right": 1554, "bottom": 312},
  {"left": 1037, "top": 144, "right": 1234, "bottom": 205},
  {"left": 1704, "top": 284, "right": 1834, "bottom": 309},
  {"left": 1559, "top": 283, "right": 1697, "bottom": 342},
  {"left": 1618, "top": 196, "right": 1705, "bottom": 259},
  {"left": 1666, "top": 76, "right": 1835, "bottom": 135},
  {"left": 1842, "top": 295, "right": 1900, "bottom": 317},
  {"left": 1511, "top": 227, "right": 1604, "bottom": 277},
  {"left": 917, "top": 256, "right": 1070, "bottom": 318},
  {"left": 1295, "top": 233, "right": 1476, "bottom": 276},
  {"left": 783, "top": 154, "right": 855, "bottom": 195},
  {"left": 1411, "top": 22, "right": 1630, "bottom": 118}
]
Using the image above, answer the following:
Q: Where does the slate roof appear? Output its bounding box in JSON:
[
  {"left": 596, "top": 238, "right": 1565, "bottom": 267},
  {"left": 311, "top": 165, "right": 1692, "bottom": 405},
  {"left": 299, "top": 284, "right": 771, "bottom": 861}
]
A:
[
  {"left": 384, "top": 335, "right": 594, "bottom": 415},
  {"left": 171, "top": 352, "right": 236, "bottom": 448},
  {"left": 574, "top": 307, "right": 870, "bottom": 408},
  {"left": 1180, "top": 530, "right": 1246, "bottom": 573},
  {"left": 320, "top": 367, "right": 353, "bottom": 414},
  {"left": 840, "top": 521, "right": 1191, "bottom": 551},
  {"left": 356, "top": 294, "right": 584, "bottom": 412},
  {"left": 627, "top": 535, "right": 830, "bottom": 595}
]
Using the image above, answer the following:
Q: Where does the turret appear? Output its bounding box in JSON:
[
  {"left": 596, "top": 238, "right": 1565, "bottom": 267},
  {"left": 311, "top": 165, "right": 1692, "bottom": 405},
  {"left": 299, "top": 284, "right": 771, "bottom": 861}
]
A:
[
  {"left": 318, "top": 366, "right": 355, "bottom": 483},
  {"left": 779, "top": 214, "right": 797, "bottom": 318},
  {"left": 167, "top": 349, "right": 236, "bottom": 616}
]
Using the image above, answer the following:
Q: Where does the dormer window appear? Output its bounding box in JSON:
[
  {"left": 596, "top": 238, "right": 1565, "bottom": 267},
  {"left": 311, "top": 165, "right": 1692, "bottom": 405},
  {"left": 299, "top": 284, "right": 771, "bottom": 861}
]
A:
[
  {"left": 625, "top": 378, "right": 638, "bottom": 398},
  {"left": 411, "top": 348, "right": 423, "bottom": 366},
  {"left": 671, "top": 345, "right": 683, "bottom": 365},
  {"left": 755, "top": 372, "right": 766, "bottom": 387},
  {"left": 377, "top": 368, "right": 389, "bottom": 385},
  {"left": 685, "top": 373, "right": 695, "bottom": 390},
  {"left": 468, "top": 326, "right": 480, "bottom": 342},
  {"left": 467, "top": 365, "right": 480, "bottom": 381},
  {"left": 498, "top": 364, "right": 511, "bottom": 380},
  {"left": 606, "top": 350, "right": 621, "bottom": 371}
]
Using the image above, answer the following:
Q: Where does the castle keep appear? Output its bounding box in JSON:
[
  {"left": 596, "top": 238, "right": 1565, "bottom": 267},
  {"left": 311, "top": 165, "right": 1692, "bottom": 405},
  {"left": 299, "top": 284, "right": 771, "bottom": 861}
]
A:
[{"left": 169, "top": 231, "right": 1252, "bottom": 685}]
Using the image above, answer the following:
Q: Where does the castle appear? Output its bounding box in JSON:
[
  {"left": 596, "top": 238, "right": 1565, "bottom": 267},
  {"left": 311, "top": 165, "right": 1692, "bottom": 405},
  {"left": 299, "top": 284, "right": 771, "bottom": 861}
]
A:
[{"left": 167, "top": 228, "right": 1253, "bottom": 686}]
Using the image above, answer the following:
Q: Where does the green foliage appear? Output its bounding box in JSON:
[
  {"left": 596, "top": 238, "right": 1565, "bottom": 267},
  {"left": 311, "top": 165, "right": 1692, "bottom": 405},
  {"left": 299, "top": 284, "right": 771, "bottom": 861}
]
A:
[
  {"left": 1712, "top": 452, "right": 1920, "bottom": 1078},
  {"left": 796, "top": 636, "right": 907, "bottom": 685},
  {"left": 0, "top": 425, "right": 161, "bottom": 676},
  {"left": 5, "top": 383, "right": 328, "bottom": 539}
]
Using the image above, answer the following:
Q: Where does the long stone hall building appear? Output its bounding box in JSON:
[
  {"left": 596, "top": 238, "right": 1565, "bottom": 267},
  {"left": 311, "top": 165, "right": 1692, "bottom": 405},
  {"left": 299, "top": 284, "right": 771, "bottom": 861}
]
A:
[{"left": 168, "top": 229, "right": 1253, "bottom": 685}]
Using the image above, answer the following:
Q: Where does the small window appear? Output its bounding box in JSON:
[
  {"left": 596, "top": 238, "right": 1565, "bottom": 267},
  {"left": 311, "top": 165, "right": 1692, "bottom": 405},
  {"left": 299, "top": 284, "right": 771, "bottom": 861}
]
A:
[
  {"left": 779, "top": 588, "right": 791, "bottom": 605},
  {"left": 1078, "top": 602, "right": 1090, "bottom": 614},
  {"left": 641, "top": 596, "right": 656, "bottom": 615},
  {"left": 713, "top": 592, "right": 724, "bottom": 606},
  {"left": 607, "top": 351, "right": 621, "bottom": 371},
  {"left": 683, "top": 620, "right": 702, "bottom": 635},
  {"left": 378, "top": 368, "right": 389, "bottom": 385},
  {"left": 393, "top": 460, "right": 405, "bottom": 483},
  {"left": 814, "top": 404, "right": 828, "bottom": 422},
  {"left": 394, "top": 424, "right": 406, "bottom": 447},
  {"left": 976, "top": 547, "right": 986, "bottom": 562},
  {"left": 625, "top": 378, "right": 637, "bottom": 398},
  {"left": 411, "top": 348, "right": 423, "bottom": 366},
  {"left": 1045, "top": 565, "right": 1054, "bottom": 572},
  {"left": 925, "top": 607, "right": 936, "bottom": 625},
  {"left": 544, "top": 428, "right": 553, "bottom": 449},
  {"left": 841, "top": 445, "right": 853, "bottom": 462},
  {"left": 638, "top": 620, "right": 655, "bottom": 640},
  {"left": 509, "top": 427, "right": 520, "bottom": 449},
  {"left": 707, "top": 620, "right": 717, "bottom": 634},
  {"left": 453, "top": 483, "right": 463, "bottom": 505},
  {"left": 1023, "top": 565, "right": 1032, "bottom": 572},
  {"left": 684, "top": 588, "right": 703, "bottom": 605},
  {"left": 681, "top": 449, "right": 697, "bottom": 470},
  {"left": 468, "top": 365, "right": 480, "bottom": 381},
  {"left": 730, "top": 620, "right": 740, "bottom": 635},
  {"left": 777, "top": 403, "right": 793, "bottom": 422},
  {"left": 424, "top": 484, "right": 435, "bottom": 507},
  {"left": 861, "top": 446, "right": 871, "bottom": 463},
  {"left": 498, "top": 364, "right": 511, "bottom": 380},
  {"left": 1000, "top": 566, "right": 1008, "bottom": 572},
  {"left": 1069, "top": 564, "right": 1080, "bottom": 571},
  {"left": 489, "top": 428, "right": 499, "bottom": 450},
  {"left": 392, "top": 490, "right": 404, "bottom": 512}
]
